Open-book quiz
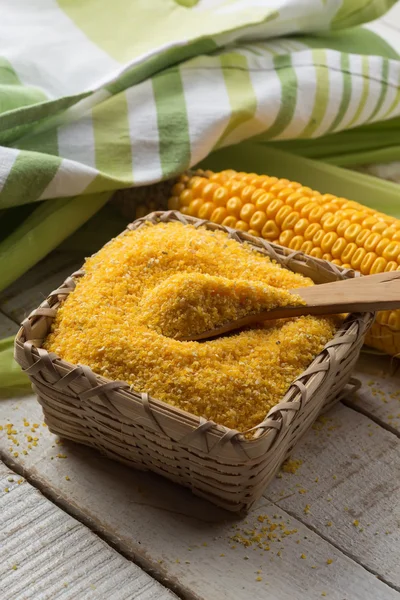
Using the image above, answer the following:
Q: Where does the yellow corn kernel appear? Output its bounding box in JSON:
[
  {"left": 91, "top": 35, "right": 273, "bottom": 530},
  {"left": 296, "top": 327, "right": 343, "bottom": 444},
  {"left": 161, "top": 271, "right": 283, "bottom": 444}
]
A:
[
  {"left": 188, "top": 176, "right": 207, "bottom": 196},
  {"left": 255, "top": 192, "right": 275, "bottom": 212},
  {"left": 331, "top": 237, "right": 347, "bottom": 258},
  {"left": 240, "top": 203, "right": 257, "bottom": 223},
  {"left": 282, "top": 212, "right": 300, "bottom": 231},
  {"left": 331, "top": 259, "right": 342, "bottom": 266},
  {"left": 355, "top": 229, "right": 370, "bottom": 247},
  {"left": 277, "top": 187, "right": 296, "bottom": 201},
  {"left": 181, "top": 189, "right": 196, "bottom": 207},
  {"left": 304, "top": 223, "right": 321, "bottom": 240},
  {"left": 296, "top": 186, "right": 314, "bottom": 197},
  {"left": 362, "top": 216, "right": 380, "bottom": 229},
  {"left": 235, "top": 220, "right": 249, "bottom": 232},
  {"left": 382, "top": 241, "right": 400, "bottom": 261},
  {"left": 336, "top": 220, "right": 351, "bottom": 238},
  {"left": 222, "top": 216, "right": 237, "bottom": 228},
  {"left": 301, "top": 241, "right": 314, "bottom": 255},
  {"left": 322, "top": 253, "right": 333, "bottom": 262},
  {"left": 294, "top": 197, "right": 311, "bottom": 212},
  {"left": 282, "top": 192, "right": 301, "bottom": 209},
  {"left": 371, "top": 221, "right": 389, "bottom": 234},
  {"left": 321, "top": 232, "right": 338, "bottom": 253},
  {"left": 351, "top": 247, "right": 367, "bottom": 270},
  {"left": 289, "top": 236, "right": 304, "bottom": 251},
  {"left": 266, "top": 199, "right": 284, "bottom": 219},
  {"left": 172, "top": 182, "right": 186, "bottom": 196},
  {"left": 261, "top": 177, "right": 279, "bottom": 191},
  {"left": 269, "top": 183, "right": 288, "bottom": 195},
  {"left": 385, "top": 261, "right": 398, "bottom": 272},
  {"left": 344, "top": 223, "right": 362, "bottom": 243},
  {"left": 241, "top": 185, "right": 257, "bottom": 203},
  {"left": 168, "top": 196, "right": 181, "bottom": 210},
  {"left": 350, "top": 211, "right": 366, "bottom": 224},
  {"left": 341, "top": 242, "right": 358, "bottom": 263},
  {"left": 309, "top": 247, "right": 323, "bottom": 259},
  {"left": 261, "top": 220, "right": 280, "bottom": 241},
  {"left": 210, "top": 206, "right": 228, "bottom": 224},
  {"left": 308, "top": 205, "right": 325, "bottom": 223},
  {"left": 293, "top": 217, "right": 309, "bottom": 235},
  {"left": 312, "top": 229, "right": 325, "bottom": 246},
  {"left": 251, "top": 189, "right": 266, "bottom": 204},
  {"left": 323, "top": 215, "right": 341, "bottom": 233},
  {"left": 226, "top": 197, "right": 243, "bottom": 217},
  {"left": 276, "top": 206, "right": 293, "bottom": 228},
  {"left": 228, "top": 180, "right": 246, "bottom": 197},
  {"left": 279, "top": 230, "right": 295, "bottom": 246},
  {"left": 202, "top": 182, "right": 219, "bottom": 201},
  {"left": 360, "top": 252, "right": 377, "bottom": 275},
  {"left": 248, "top": 229, "right": 260, "bottom": 237},
  {"left": 370, "top": 257, "right": 387, "bottom": 274},
  {"left": 198, "top": 202, "right": 215, "bottom": 220},
  {"left": 187, "top": 199, "right": 204, "bottom": 216},
  {"left": 250, "top": 211, "right": 268, "bottom": 231},
  {"left": 213, "top": 187, "right": 229, "bottom": 207},
  {"left": 375, "top": 237, "right": 391, "bottom": 256},
  {"left": 364, "top": 232, "right": 381, "bottom": 252}
]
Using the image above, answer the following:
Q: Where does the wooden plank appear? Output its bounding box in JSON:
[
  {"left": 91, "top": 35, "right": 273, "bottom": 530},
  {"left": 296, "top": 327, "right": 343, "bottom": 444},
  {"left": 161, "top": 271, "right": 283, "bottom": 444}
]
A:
[
  {"left": 0, "top": 395, "right": 398, "bottom": 600},
  {"left": 0, "top": 252, "right": 83, "bottom": 325},
  {"left": 0, "top": 461, "right": 176, "bottom": 600},
  {"left": 349, "top": 353, "right": 400, "bottom": 433},
  {"left": 264, "top": 402, "right": 400, "bottom": 589}
]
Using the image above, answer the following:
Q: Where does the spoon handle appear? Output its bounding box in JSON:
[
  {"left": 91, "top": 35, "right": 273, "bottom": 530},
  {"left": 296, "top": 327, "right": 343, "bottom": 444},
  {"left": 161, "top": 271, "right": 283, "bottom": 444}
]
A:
[{"left": 184, "top": 271, "right": 400, "bottom": 342}]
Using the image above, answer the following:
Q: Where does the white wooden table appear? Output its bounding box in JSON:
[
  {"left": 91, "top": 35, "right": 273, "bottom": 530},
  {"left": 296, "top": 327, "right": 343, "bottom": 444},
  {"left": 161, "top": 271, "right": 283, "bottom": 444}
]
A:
[{"left": 1, "top": 247, "right": 400, "bottom": 600}]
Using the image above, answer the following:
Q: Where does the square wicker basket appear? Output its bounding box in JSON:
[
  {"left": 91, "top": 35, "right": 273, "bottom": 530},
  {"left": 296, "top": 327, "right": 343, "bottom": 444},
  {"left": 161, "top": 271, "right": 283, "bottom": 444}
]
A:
[{"left": 14, "top": 211, "right": 374, "bottom": 512}]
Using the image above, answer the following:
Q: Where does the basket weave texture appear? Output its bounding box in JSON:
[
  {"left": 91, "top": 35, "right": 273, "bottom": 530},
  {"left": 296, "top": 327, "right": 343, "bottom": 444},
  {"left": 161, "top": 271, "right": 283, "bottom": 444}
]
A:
[{"left": 14, "top": 211, "right": 374, "bottom": 512}]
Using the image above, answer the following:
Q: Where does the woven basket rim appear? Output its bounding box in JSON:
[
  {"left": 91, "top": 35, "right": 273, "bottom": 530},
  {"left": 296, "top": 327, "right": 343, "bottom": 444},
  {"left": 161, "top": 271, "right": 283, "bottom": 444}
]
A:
[{"left": 15, "top": 210, "right": 374, "bottom": 450}]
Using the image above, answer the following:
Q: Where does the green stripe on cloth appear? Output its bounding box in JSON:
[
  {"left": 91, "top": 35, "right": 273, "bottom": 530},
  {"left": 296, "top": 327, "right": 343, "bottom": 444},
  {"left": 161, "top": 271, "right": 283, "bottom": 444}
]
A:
[
  {"left": 217, "top": 53, "right": 257, "bottom": 147},
  {"left": 295, "top": 28, "right": 399, "bottom": 59},
  {"left": 299, "top": 49, "right": 329, "bottom": 138},
  {"left": 91, "top": 93, "right": 133, "bottom": 184},
  {"left": 0, "top": 85, "right": 48, "bottom": 116},
  {"left": 328, "top": 53, "right": 352, "bottom": 132},
  {"left": 0, "top": 151, "right": 61, "bottom": 209},
  {"left": 1, "top": 93, "right": 90, "bottom": 147},
  {"left": 153, "top": 67, "right": 191, "bottom": 178},
  {"left": 368, "top": 58, "right": 390, "bottom": 122},
  {"left": 264, "top": 54, "right": 297, "bottom": 139}
]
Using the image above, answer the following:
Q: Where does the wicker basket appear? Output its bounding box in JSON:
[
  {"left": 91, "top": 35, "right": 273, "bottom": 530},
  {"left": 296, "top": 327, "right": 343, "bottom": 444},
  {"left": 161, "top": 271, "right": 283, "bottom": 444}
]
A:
[{"left": 14, "top": 211, "right": 374, "bottom": 512}]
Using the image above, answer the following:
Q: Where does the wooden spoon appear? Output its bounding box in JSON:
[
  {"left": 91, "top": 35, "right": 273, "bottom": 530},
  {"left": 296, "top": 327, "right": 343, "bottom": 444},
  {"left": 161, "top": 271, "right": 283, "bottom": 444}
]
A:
[{"left": 181, "top": 271, "right": 400, "bottom": 342}]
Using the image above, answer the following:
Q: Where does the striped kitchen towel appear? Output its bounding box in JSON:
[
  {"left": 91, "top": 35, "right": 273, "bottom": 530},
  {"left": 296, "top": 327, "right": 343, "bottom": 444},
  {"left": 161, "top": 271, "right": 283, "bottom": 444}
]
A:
[{"left": 1, "top": 0, "right": 400, "bottom": 210}]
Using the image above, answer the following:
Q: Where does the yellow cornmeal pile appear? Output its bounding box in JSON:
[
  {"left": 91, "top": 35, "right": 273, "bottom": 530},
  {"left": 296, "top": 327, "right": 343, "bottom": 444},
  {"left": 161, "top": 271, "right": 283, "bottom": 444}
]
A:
[
  {"left": 138, "top": 272, "right": 304, "bottom": 339},
  {"left": 45, "top": 221, "right": 338, "bottom": 431}
]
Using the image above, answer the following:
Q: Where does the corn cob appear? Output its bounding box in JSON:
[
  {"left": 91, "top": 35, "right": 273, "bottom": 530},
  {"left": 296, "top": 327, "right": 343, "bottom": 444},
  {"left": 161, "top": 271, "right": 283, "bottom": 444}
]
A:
[{"left": 167, "top": 169, "right": 400, "bottom": 356}]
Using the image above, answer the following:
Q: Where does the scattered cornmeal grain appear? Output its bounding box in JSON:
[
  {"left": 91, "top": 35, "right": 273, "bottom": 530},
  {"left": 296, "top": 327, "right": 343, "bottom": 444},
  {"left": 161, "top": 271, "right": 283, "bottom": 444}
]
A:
[
  {"left": 281, "top": 458, "right": 303, "bottom": 474},
  {"left": 304, "top": 505, "right": 311, "bottom": 515},
  {"left": 231, "top": 514, "right": 298, "bottom": 551},
  {"left": 353, "top": 520, "right": 359, "bottom": 527},
  {"left": 300, "top": 553, "right": 306, "bottom": 559},
  {"left": 326, "top": 559, "right": 333, "bottom": 564},
  {"left": 45, "top": 222, "right": 339, "bottom": 431}
]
